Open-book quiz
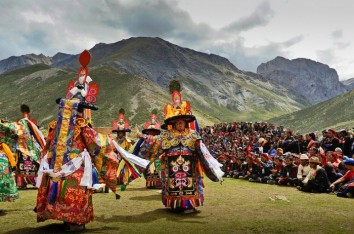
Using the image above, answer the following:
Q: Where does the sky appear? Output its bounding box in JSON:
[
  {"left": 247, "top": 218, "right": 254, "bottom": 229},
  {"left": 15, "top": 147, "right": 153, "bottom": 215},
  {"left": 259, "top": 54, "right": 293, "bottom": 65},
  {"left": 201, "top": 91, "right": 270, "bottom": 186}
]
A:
[{"left": 0, "top": 0, "right": 353, "bottom": 80}]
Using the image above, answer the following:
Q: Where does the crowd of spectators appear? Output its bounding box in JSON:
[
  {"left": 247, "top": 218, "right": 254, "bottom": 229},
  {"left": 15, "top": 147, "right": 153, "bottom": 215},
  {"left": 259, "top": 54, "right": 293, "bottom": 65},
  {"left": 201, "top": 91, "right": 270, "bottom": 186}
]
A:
[{"left": 201, "top": 122, "right": 354, "bottom": 198}]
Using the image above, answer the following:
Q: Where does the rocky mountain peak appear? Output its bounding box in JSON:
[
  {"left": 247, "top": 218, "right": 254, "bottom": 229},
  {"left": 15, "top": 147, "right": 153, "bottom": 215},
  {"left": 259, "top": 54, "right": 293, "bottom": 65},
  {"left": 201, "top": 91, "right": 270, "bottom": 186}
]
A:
[{"left": 257, "top": 57, "right": 347, "bottom": 104}]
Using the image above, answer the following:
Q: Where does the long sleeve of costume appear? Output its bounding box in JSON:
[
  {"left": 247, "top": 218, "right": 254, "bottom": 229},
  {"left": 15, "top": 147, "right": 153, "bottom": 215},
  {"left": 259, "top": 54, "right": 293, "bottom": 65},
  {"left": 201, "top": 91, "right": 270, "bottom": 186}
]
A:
[
  {"left": 195, "top": 140, "right": 224, "bottom": 182},
  {"left": 1, "top": 143, "right": 16, "bottom": 167},
  {"left": 0, "top": 118, "right": 43, "bottom": 162},
  {"left": 81, "top": 127, "right": 118, "bottom": 192}
]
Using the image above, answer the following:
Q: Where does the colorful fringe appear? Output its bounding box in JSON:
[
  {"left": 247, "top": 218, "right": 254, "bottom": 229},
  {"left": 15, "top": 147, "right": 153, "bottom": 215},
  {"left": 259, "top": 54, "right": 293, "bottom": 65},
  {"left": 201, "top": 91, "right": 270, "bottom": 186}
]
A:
[{"left": 163, "top": 196, "right": 202, "bottom": 209}]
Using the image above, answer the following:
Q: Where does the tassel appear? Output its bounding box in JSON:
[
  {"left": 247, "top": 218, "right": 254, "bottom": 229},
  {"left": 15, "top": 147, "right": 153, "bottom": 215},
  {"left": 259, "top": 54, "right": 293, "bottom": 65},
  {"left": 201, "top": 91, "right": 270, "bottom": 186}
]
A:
[
  {"left": 121, "top": 184, "right": 126, "bottom": 191},
  {"left": 48, "top": 181, "right": 58, "bottom": 204},
  {"left": 115, "top": 193, "right": 121, "bottom": 200},
  {"left": 92, "top": 168, "right": 99, "bottom": 185},
  {"left": 61, "top": 180, "right": 67, "bottom": 198}
]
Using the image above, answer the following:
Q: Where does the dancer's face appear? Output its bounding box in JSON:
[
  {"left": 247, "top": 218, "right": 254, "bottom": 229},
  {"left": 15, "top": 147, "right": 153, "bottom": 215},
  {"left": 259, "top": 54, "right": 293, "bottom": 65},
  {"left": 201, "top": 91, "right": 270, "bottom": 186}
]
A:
[{"left": 175, "top": 120, "right": 186, "bottom": 131}]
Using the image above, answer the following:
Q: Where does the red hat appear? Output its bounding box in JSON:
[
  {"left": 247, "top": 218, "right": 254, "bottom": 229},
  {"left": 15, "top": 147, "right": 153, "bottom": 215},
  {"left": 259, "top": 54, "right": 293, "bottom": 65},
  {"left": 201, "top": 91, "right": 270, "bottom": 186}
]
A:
[
  {"left": 112, "top": 108, "right": 131, "bottom": 133},
  {"left": 142, "top": 109, "right": 161, "bottom": 135}
]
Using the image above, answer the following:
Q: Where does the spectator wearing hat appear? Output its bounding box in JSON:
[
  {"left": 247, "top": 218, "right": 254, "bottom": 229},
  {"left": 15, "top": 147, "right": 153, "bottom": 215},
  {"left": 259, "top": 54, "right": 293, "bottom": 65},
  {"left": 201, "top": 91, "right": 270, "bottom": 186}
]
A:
[
  {"left": 297, "top": 154, "right": 310, "bottom": 186},
  {"left": 334, "top": 147, "right": 344, "bottom": 160},
  {"left": 298, "top": 157, "right": 330, "bottom": 193},
  {"left": 276, "top": 148, "right": 284, "bottom": 157},
  {"left": 293, "top": 154, "right": 301, "bottom": 166},
  {"left": 278, "top": 155, "right": 298, "bottom": 186},
  {"left": 329, "top": 158, "right": 354, "bottom": 198}
]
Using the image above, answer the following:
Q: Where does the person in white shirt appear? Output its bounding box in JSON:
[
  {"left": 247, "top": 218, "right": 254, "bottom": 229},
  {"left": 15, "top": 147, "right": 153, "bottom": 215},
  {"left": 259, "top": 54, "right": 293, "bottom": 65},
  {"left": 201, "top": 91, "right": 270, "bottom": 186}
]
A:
[{"left": 297, "top": 154, "right": 311, "bottom": 186}]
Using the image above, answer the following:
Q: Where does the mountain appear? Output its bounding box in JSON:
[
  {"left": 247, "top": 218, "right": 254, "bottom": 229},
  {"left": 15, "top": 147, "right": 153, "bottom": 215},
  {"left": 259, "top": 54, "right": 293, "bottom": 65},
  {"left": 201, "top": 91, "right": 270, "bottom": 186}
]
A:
[
  {"left": 268, "top": 88, "right": 354, "bottom": 134},
  {"left": 341, "top": 77, "right": 354, "bottom": 90},
  {"left": 257, "top": 56, "right": 348, "bottom": 105},
  {"left": 0, "top": 53, "right": 52, "bottom": 74},
  {"left": 0, "top": 37, "right": 309, "bottom": 128}
]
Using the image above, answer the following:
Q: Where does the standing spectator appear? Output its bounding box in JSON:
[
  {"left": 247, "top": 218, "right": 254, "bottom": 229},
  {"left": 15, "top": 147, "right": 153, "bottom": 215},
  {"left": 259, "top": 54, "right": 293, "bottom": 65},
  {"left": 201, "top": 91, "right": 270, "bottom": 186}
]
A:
[{"left": 338, "top": 130, "right": 352, "bottom": 157}]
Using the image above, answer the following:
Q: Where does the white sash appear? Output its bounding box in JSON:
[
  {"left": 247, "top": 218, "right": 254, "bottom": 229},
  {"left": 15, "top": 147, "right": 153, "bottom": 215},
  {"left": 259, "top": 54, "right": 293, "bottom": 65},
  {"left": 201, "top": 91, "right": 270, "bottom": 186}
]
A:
[
  {"left": 112, "top": 140, "right": 150, "bottom": 168},
  {"left": 36, "top": 149, "right": 93, "bottom": 189}
]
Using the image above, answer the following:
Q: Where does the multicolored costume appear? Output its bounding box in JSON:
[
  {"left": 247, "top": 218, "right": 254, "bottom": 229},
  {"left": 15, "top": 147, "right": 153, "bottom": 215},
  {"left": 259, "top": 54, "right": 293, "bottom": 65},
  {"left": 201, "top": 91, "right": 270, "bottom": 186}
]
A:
[
  {"left": 133, "top": 109, "right": 162, "bottom": 189},
  {"left": 15, "top": 104, "right": 39, "bottom": 189},
  {"left": 0, "top": 118, "right": 44, "bottom": 202},
  {"left": 112, "top": 109, "right": 144, "bottom": 190},
  {"left": 149, "top": 80, "right": 224, "bottom": 211},
  {"left": 35, "top": 51, "right": 121, "bottom": 228},
  {"left": 0, "top": 143, "right": 18, "bottom": 202}
]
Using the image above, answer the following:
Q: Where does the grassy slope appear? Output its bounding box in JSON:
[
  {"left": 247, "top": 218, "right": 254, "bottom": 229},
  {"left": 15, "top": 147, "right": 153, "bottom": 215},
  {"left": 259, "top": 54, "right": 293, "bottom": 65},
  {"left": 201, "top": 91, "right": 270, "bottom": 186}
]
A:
[
  {"left": 269, "top": 88, "right": 354, "bottom": 133},
  {"left": 1, "top": 178, "right": 353, "bottom": 234}
]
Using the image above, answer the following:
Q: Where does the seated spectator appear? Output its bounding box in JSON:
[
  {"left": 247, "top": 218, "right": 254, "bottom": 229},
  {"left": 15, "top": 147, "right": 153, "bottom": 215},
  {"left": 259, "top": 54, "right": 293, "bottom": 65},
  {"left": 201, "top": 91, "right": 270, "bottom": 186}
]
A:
[
  {"left": 298, "top": 157, "right": 330, "bottom": 193},
  {"left": 231, "top": 157, "right": 246, "bottom": 179},
  {"left": 239, "top": 156, "right": 260, "bottom": 181},
  {"left": 321, "top": 152, "right": 342, "bottom": 183},
  {"left": 297, "top": 154, "right": 310, "bottom": 186},
  {"left": 257, "top": 153, "right": 274, "bottom": 183},
  {"left": 293, "top": 154, "right": 301, "bottom": 166},
  {"left": 267, "top": 157, "right": 284, "bottom": 184},
  {"left": 329, "top": 158, "right": 354, "bottom": 198},
  {"left": 278, "top": 155, "right": 298, "bottom": 186}
]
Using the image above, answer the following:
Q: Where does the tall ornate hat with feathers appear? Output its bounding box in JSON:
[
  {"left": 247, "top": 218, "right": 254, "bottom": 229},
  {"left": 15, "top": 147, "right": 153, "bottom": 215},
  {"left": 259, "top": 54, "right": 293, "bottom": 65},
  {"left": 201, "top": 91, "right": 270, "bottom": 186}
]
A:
[
  {"left": 164, "top": 80, "right": 195, "bottom": 125},
  {"left": 112, "top": 108, "right": 131, "bottom": 133},
  {"left": 142, "top": 109, "right": 161, "bottom": 135}
]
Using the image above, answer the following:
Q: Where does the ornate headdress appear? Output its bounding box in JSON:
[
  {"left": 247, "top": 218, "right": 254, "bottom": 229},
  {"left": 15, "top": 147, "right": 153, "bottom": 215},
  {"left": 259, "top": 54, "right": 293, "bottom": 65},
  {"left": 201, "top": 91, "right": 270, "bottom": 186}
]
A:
[
  {"left": 164, "top": 80, "right": 195, "bottom": 125},
  {"left": 65, "top": 50, "right": 99, "bottom": 106},
  {"left": 112, "top": 108, "right": 131, "bottom": 133},
  {"left": 142, "top": 109, "right": 161, "bottom": 135}
]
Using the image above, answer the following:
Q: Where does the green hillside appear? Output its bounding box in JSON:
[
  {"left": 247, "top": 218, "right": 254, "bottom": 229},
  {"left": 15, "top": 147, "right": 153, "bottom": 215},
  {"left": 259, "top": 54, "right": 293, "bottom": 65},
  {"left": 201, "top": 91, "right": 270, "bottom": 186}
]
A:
[
  {"left": 269, "top": 89, "right": 354, "bottom": 133},
  {"left": 0, "top": 65, "right": 220, "bottom": 128}
]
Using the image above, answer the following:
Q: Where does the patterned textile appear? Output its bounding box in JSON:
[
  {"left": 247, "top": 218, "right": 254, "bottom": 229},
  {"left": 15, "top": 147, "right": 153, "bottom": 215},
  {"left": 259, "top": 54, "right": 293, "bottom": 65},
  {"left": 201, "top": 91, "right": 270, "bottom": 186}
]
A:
[
  {"left": 161, "top": 146, "right": 204, "bottom": 209},
  {"left": 48, "top": 99, "right": 79, "bottom": 170},
  {"left": 144, "top": 159, "right": 162, "bottom": 189},
  {"left": 160, "top": 129, "right": 200, "bottom": 151},
  {"left": 0, "top": 153, "right": 19, "bottom": 202},
  {"left": 0, "top": 119, "right": 42, "bottom": 162},
  {"left": 36, "top": 168, "right": 93, "bottom": 224}
]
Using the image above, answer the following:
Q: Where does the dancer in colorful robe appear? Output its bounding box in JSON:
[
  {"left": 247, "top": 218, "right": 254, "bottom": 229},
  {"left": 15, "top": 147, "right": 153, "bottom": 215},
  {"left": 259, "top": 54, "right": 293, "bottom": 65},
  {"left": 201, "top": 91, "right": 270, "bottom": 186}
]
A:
[
  {"left": 35, "top": 50, "right": 121, "bottom": 231},
  {"left": 0, "top": 118, "right": 44, "bottom": 202},
  {"left": 112, "top": 108, "right": 148, "bottom": 190},
  {"left": 149, "top": 80, "right": 224, "bottom": 213},
  {"left": 15, "top": 104, "right": 40, "bottom": 189},
  {"left": 133, "top": 109, "right": 162, "bottom": 189}
]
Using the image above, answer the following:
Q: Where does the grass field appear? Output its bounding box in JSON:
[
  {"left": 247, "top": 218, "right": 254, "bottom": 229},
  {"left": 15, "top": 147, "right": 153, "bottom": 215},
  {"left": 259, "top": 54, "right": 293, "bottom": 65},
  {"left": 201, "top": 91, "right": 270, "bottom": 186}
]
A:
[{"left": 0, "top": 178, "right": 353, "bottom": 234}]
